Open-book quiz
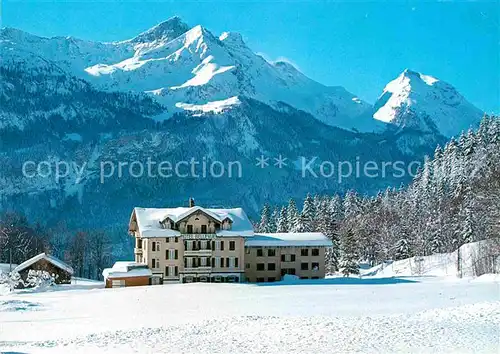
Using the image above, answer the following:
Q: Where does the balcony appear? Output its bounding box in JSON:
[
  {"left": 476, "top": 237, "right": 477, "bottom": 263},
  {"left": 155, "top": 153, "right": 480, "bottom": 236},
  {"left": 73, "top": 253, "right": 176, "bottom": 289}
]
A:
[
  {"left": 183, "top": 266, "right": 212, "bottom": 273},
  {"left": 184, "top": 249, "right": 212, "bottom": 256}
]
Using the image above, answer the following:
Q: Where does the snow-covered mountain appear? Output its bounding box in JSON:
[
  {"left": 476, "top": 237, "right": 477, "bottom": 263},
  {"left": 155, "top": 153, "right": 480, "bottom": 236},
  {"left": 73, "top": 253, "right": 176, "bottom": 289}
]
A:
[
  {"left": 373, "top": 69, "right": 484, "bottom": 137},
  {"left": 1, "top": 17, "right": 376, "bottom": 132}
]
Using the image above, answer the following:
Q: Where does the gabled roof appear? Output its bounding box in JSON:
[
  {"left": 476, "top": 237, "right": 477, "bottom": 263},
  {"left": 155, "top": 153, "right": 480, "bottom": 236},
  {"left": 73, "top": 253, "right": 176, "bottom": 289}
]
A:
[
  {"left": 246, "top": 233, "right": 332, "bottom": 247},
  {"left": 131, "top": 206, "right": 253, "bottom": 238},
  {"left": 13, "top": 253, "right": 74, "bottom": 275},
  {"left": 102, "top": 261, "right": 152, "bottom": 279}
]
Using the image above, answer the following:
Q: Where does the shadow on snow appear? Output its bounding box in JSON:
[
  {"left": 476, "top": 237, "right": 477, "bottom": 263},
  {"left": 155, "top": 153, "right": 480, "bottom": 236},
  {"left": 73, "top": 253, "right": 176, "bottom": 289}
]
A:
[{"left": 255, "top": 276, "right": 419, "bottom": 286}]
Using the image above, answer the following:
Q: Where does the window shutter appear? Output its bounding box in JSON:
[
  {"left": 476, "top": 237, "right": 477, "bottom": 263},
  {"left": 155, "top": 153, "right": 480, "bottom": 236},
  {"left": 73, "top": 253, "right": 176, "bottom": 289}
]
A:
[
  {"left": 211, "top": 257, "right": 215, "bottom": 267},
  {"left": 166, "top": 250, "right": 169, "bottom": 260},
  {"left": 212, "top": 241, "right": 215, "bottom": 250},
  {"left": 166, "top": 266, "right": 169, "bottom": 276},
  {"left": 221, "top": 241, "right": 224, "bottom": 251},
  {"left": 226, "top": 258, "right": 229, "bottom": 267},
  {"left": 152, "top": 242, "right": 155, "bottom": 252},
  {"left": 235, "top": 257, "right": 239, "bottom": 268},
  {"left": 175, "top": 250, "right": 178, "bottom": 259}
]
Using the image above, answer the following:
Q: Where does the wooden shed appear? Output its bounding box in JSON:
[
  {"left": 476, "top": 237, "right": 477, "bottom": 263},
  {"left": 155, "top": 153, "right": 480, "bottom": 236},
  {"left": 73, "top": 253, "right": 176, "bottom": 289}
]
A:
[
  {"left": 102, "top": 262, "right": 152, "bottom": 288},
  {"left": 13, "top": 253, "right": 73, "bottom": 288}
]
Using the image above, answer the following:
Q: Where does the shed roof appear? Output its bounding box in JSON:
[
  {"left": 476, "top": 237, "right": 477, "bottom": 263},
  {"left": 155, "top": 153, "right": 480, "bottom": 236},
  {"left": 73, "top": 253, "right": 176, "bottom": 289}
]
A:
[
  {"left": 246, "top": 232, "right": 332, "bottom": 247},
  {"left": 13, "top": 253, "right": 74, "bottom": 275}
]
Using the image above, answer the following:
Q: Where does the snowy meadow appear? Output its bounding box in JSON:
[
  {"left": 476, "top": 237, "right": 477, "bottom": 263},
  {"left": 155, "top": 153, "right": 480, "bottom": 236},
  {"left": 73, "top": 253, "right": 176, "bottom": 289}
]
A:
[{"left": 1, "top": 274, "right": 499, "bottom": 354}]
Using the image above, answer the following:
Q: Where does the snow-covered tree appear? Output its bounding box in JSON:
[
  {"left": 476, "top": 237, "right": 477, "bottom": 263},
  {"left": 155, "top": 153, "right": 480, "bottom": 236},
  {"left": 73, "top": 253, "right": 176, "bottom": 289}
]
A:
[
  {"left": 257, "top": 203, "right": 272, "bottom": 233},
  {"left": 340, "top": 228, "right": 359, "bottom": 276},
  {"left": 286, "top": 199, "right": 299, "bottom": 232},
  {"left": 276, "top": 207, "right": 288, "bottom": 232}
]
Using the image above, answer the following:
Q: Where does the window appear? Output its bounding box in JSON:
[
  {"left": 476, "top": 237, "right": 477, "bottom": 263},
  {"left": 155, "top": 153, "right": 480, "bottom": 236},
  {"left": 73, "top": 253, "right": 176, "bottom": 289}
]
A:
[
  {"left": 151, "top": 259, "right": 159, "bottom": 269},
  {"left": 257, "top": 277, "right": 265, "bottom": 282},
  {"left": 111, "top": 279, "right": 125, "bottom": 287},
  {"left": 175, "top": 237, "right": 179, "bottom": 243},
  {"left": 201, "top": 257, "right": 207, "bottom": 267},
  {"left": 166, "top": 249, "right": 175, "bottom": 260},
  {"left": 281, "top": 254, "right": 285, "bottom": 262},
  {"left": 288, "top": 268, "right": 296, "bottom": 275},
  {"left": 187, "top": 225, "right": 193, "bottom": 233},
  {"left": 312, "top": 249, "right": 320, "bottom": 257},
  {"left": 166, "top": 266, "right": 174, "bottom": 277},
  {"left": 245, "top": 263, "right": 250, "bottom": 269},
  {"left": 229, "top": 257, "right": 235, "bottom": 268},
  {"left": 152, "top": 241, "right": 160, "bottom": 252},
  {"left": 229, "top": 241, "right": 236, "bottom": 251},
  {"left": 301, "top": 249, "right": 308, "bottom": 256},
  {"left": 257, "top": 249, "right": 263, "bottom": 257},
  {"left": 268, "top": 277, "right": 276, "bottom": 282},
  {"left": 201, "top": 225, "right": 207, "bottom": 233},
  {"left": 268, "top": 263, "right": 276, "bottom": 271},
  {"left": 215, "top": 257, "right": 221, "bottom": 268},
  {"left": 291, "top": 254, "right": 296, "bottom": 262},
  {"left": 312, "top": 262, "right": 320, "bottom": 271},
  {"left": 268, "top": 249, "right": 276, "bottom": 257},
  {"left": 166, "top": 237, "right": 170, "bottom": 243},
  {"left": 226, "top": 257, "right": 230, "bottom": 268},
  {"left": 301, "top": 263, "right": 309, "bottom": 270},
  {"left": 257, "top": 263, "right": 265, "bottom": 271}
]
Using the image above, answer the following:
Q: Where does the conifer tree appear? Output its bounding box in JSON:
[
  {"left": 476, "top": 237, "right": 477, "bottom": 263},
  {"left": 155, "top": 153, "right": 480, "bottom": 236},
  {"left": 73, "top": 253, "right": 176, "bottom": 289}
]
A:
[
  {"left": 276, "top": 206, "right": 288, "bottom": 232},
  {"left": 340, "top": 228, "right": 359, "bottom": 276}
]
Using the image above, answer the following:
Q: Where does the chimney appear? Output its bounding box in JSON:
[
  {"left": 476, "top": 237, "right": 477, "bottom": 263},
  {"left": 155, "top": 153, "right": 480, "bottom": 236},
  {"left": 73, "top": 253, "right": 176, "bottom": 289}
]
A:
[{"left": 189, "top": 197, "right": 195, "bottom": 207}]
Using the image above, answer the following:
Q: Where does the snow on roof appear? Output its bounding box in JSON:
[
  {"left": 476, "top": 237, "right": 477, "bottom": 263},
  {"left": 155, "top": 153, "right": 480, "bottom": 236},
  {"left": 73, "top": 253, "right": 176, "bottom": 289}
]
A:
[
  {"left": 102, "top": 261, "right": 152, "bottom": 279},
  {"left": 246, "top": 233, "right": 332, "bottom": 247},
  {"left": 132, "top": 206, "right": 253, "bottom": 238},
  {"left": 13, "top": 253, "right": 74, "bottom": 275}
]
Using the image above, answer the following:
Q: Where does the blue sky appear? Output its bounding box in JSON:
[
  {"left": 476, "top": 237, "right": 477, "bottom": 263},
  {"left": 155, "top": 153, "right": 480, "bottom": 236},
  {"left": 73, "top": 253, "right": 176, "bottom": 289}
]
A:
[{"left": 3, "top": 0, "right": 499, "bottom": 113}]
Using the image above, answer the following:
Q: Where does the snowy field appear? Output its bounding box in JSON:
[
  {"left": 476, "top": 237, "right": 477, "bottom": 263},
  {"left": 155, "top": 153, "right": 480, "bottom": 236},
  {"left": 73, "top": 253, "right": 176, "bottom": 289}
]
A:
[{"left": 0, "top": 275, "right": 499, "bottom": 354}]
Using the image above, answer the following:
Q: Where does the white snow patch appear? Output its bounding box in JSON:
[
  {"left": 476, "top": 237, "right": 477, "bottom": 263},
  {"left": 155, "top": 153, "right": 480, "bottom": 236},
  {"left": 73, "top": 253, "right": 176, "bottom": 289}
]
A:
[{"left": 175, "top": 96, "right": 241, "bottom": 114}]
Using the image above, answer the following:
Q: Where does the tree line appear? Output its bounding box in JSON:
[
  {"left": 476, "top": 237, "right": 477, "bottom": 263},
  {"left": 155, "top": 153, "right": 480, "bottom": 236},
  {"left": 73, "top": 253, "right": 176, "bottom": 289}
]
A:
[
  {"left": 256, "top": 115, "right": 500, "bottom": 275},
  {"left": 0, "top": 214, "right": 112, "bottom": 280}
]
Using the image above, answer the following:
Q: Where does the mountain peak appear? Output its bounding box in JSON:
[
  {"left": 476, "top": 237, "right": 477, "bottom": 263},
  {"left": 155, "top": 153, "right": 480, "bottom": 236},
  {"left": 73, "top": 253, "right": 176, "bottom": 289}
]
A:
[
  {"left": 398, "top": 69, "right": 439, "bottom": 87},
  {"left": 373, "top": 70, "right": 483, "bottom": 137},
  {"left": 129, "top": 16, "right": 190, "bottom": 43}
]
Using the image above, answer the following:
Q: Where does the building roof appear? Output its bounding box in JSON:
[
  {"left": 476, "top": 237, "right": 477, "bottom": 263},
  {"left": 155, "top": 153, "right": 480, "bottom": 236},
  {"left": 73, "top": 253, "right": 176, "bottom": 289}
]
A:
[
  {"left": 102, "top": 261, "right": 152, "bottom": 279},
  {"left": 131, "top": 206, "right": 254, "bottom": 238},
  {"left": 13, "top": 253, "right": 74, "bottom": 275},
  {"left": 246, "top": 232, "right": 332, "bottom": 247}
]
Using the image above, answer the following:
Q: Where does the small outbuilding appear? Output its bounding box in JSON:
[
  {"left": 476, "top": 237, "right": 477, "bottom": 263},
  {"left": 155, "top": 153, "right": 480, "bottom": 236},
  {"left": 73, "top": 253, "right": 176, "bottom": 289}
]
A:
[
  {"left": 13, "top": 253, "right": 73, "bottom": 288},
  {"left": 102, "top": 262, "right": 152, "bottom": 288}
]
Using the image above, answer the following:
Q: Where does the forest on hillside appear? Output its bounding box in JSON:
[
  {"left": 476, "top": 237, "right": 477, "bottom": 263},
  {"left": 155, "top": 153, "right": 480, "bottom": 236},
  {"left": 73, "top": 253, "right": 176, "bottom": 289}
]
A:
[
  {"left": 1, "top": 116, "right": 499, "bottom": 279},
  {"left": 256, "top": 115, "right": 500, "bottom": 274}
]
